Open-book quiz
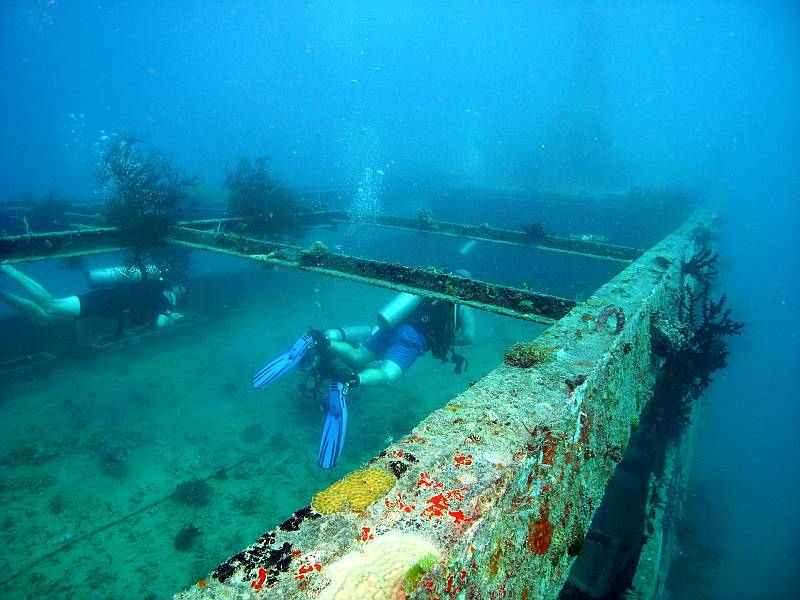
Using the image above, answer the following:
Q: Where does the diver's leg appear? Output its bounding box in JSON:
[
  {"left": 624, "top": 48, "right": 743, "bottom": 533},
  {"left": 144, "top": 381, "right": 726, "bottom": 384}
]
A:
[
  {"left": 1, "top": 264, "right": 54, "bottom": 304},
  {"left": 356, "top": 360, "right": 403, "bottom": 386},
  {"left": 327, "top": 341, "right": 378, "bottom": 370},
  {"left": 42, "top": 296, "right": 81, "bottom": 317},
  {"left": 0, "top": 265, "right": 80, "bottom": 317},
  {"left": 0, "top": 290, "right": 56, "bottom": 321}
]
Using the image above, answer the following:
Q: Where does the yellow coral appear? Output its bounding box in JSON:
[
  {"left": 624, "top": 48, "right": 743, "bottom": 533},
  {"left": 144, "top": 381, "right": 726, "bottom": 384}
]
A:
[{"left": 312, "top": 468, "right": 396, "bottom": 515}]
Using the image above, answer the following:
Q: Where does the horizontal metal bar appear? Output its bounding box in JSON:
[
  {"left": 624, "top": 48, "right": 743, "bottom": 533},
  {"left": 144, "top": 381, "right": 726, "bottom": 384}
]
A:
[
  {"left": 169, "top": 226, "right": 575, "bottom": 323},
  {"left": 324, "top": 213, "right": 640, "bottom": 262},
  {"left": 175, "top": 217, "right": 242, "bottom": 229},
  {"left": 0, "top": 227, "right": 127, "bottom": 263},
  {"left": 63, "top": 212, "right": 102, "bottom": 226}
]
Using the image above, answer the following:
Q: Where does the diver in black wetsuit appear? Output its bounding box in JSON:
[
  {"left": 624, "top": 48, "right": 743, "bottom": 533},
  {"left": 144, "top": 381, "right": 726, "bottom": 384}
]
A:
[{"left": 0, "top": 264, "right": 184, "bottom": 332}]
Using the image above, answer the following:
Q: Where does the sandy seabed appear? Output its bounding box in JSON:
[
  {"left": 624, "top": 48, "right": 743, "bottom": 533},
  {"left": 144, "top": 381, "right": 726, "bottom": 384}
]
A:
[{"left": 0, "top": 275, "right": 540, "bottom": 599}]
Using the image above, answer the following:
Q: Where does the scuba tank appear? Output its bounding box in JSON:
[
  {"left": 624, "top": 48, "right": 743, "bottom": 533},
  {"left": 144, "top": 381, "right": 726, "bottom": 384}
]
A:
[
  {"left": 88, "top": 265, "right": 160, "bottom": 288},
  {"left": 323, "top": 325, "right": 373, "bottom": 344},
  {"left": 375, "top": 270, "right": 471, "bottom": 330},
  {"left": 376, "top": 292, "right": 423, "bottom": 329}
]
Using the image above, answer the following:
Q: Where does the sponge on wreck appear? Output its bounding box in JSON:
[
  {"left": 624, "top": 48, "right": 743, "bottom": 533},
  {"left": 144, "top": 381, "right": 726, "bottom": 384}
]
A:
[
  {"left": 320, "top": 533, "right": 440, "bottom": 600},
  {"left": 312, "top": 468, "right": 396, "bottom": 514}
]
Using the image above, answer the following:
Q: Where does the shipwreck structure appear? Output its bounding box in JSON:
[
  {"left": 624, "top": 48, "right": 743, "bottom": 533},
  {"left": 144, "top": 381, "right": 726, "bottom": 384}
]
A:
[{"left": 0, "top": 187, "right": 711, "bottom": 599}]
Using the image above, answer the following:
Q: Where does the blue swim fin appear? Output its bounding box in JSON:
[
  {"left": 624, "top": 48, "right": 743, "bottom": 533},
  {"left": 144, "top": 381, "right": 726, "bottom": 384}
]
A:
[
  {"left": 317, "top": 381, "right": 349, "bottom": 469},
  {"left": 252, "top": 331, "right": 318, "bottom": 389}
]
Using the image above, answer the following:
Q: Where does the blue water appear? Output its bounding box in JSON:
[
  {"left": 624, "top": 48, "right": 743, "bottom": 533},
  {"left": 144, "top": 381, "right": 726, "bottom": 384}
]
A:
[{"left": 1, "top": 2, "right": 798, "bottom": 598}]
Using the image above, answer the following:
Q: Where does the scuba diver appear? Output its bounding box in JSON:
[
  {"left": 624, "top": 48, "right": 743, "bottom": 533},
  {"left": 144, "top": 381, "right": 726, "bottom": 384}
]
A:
[
  {"left": 251, "top": 270, "right": 477, "bottom": 469},
  {"left": 0, "top": 263, "right": 185, "bottom": 336}
]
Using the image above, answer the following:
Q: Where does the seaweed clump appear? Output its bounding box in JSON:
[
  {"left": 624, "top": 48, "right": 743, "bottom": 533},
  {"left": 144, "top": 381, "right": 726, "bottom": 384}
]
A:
[
  {"left": 520, "top": 222, "right": 551, "bottom": 243},
  {"left": 225, "top": 156, "right": 305, "bottom": 238},
  {"left": 174, "top": 525, "right": 202, "bottom": 551},
  {"left": 95, "top": 134, "right": 196, "bottom": 243},
  {"left": 415, "top": 208, "right": 438, "bottom": 230},
  {"left": 504, "top": 342, "right": 553, "bottom": 368},
  {"left": 173, "top": 478, "right": 211, "bottom": 507},
  {"left": 299, "top": 240, "right": 329, "bottom": 266}
]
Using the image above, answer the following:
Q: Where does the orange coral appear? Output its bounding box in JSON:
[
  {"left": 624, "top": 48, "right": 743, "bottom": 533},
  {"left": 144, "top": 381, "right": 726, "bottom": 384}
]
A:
[{"left": 526, "top": 506, "right": 554, "bottom": 555}]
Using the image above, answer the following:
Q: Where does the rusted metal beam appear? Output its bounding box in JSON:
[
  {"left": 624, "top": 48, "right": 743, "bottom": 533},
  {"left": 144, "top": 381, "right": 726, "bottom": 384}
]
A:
[
  {"left": 176, "top": 217, "right": 242, "bottom": 230},
  {"left": 63, "top": 212, "right": 102, "bottom": 227},
  {"left": 0, "top": 227, "right": 128, "bottom": 263},
  {"left": 169, "top": 226, "right": 575, "bottom": 323},
  {"left": 326, "top": 213, "right": 640, "bottom": 262},
  {"left": 30, "top": 205, "right": 640, "bottom": 264}
]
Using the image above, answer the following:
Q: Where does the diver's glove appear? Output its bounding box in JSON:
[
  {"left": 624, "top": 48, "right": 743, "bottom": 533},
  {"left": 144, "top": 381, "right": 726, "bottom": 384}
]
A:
[
  {"left": 343, "top": 373, "right": 361, "bottom": 388},
  {"left": 330, "top": 364, "right": 360, "bottom": 388},
  {"left": 309, "top": 329, "right": 332, "bottom": 351}
]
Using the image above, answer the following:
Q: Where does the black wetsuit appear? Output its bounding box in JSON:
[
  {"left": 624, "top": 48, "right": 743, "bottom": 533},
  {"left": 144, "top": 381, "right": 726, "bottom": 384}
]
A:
[{"left": 77, "top": 282, "right": 173, "bottom": 325}]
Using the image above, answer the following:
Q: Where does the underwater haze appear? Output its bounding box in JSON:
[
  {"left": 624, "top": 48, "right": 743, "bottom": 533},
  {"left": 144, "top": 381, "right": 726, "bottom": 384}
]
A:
[{"left": 1, "top": 1, "right": 799, "bottom": 599}]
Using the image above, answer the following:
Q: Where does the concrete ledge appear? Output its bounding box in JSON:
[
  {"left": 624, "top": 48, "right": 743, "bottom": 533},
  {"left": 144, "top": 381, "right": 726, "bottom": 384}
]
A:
[{"left": 175, "top": 211, "right": 708, "bottom": 599}]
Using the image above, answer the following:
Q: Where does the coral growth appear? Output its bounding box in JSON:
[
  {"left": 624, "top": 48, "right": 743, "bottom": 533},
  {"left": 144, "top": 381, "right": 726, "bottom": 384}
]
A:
[
  {"left": 299, "top": 240, "right": 330, "bottom": 266},
  {"left": 319, "top": 534, "right": 440, "bottom": 600},
  {"left": 100, "top": 446, "right": 129, "bottom": 479},
  {"left": 415, "top": 208, "right": 438, "bottom": 230},
  {"left": 403, "top": 554, "right": 439, "bottom": 595},
  {"left": 96, "top": 134, "right": 195, "bottom": 243},
  {"left": 681, "top": 247, "right": 718, "bottom": 284},
  {"left": 526, "top": 506, "right": 554, "bottom": 555},
  {"left": 648, "top": 281, "right": 744, "bottom": 440},
  {"left": 504, "top": 342, "right": 553, "bottom": 368},
  {"left": 312, "top": 468, "right": 396, "bottom": 514},
  {"left": 550, "top": 529, "right": 566, "bottom": 565},
  {"left": 567, "top": 523, "right": 587, "bottom": 557},
  {"left": 173, "top": 478, "right": 211, "bottom": 506},
  {"left": 225, "top": 156, "right": 306, "bottom": 238},
  {"left": 174, "top": 525, "right": 202, "bottom": 551},
  {"left": 520, "top": 222, "right": 551, "bottom": 243},
  {"left": 232, "top": 491, "right": 263, "bottom": 516}
]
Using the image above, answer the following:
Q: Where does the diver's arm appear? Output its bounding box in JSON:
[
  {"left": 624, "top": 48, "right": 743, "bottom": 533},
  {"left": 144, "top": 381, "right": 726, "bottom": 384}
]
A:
[{"left": 453, "top": 306, "right": 476, "bottom": 346}]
